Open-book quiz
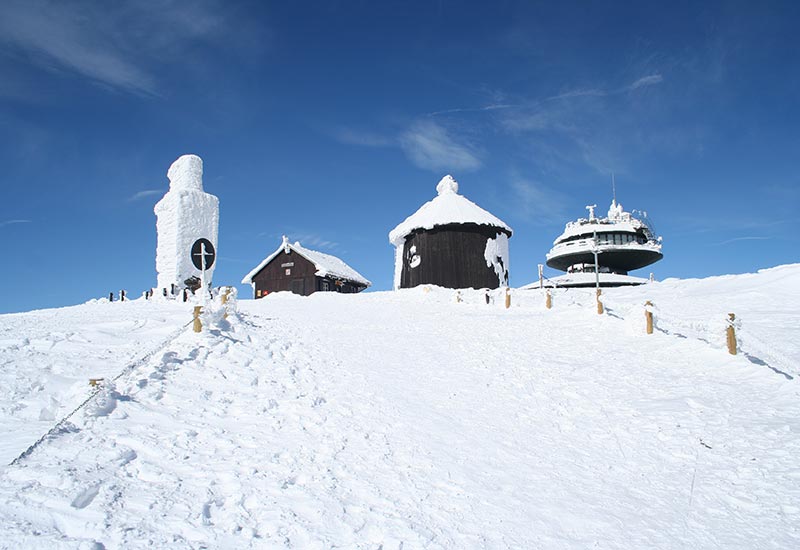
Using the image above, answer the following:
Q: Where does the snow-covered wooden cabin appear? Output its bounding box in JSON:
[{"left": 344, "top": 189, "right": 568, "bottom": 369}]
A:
[
  {"left": 242, "top": 237, "right": 371, "bottom": 298},
  {"left": 389, "top": 175, "right": 512, "bottom": 290}
]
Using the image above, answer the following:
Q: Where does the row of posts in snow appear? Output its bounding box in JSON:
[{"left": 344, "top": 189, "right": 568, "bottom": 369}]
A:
[
  {"left": 107, "top": 284, "right": 210, "bottom": 303},
  {"left": 453, "top": 287, "right": 740, "bottom": 356}
]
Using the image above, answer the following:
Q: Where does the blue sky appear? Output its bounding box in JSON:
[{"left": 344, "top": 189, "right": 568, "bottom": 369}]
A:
[{"left": 1, "top": 0, "right": 798, "bottom": 313}]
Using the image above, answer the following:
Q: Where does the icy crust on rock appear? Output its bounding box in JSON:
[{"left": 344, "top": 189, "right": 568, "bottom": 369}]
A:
[
  {"left": 388, "top": 175, "right": 512, "bottom": 246},
  {"left": 484, "top": 233, "right": 510, "bottom": 286},
  {"left": 242, "top": 237, "right": 371, "bottom": 287},
  {"left": 155, "top": 155, "right": 219, "bottom": 291}
]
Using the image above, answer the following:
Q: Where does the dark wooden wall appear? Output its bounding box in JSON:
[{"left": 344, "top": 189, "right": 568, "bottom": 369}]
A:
[
  {"left": 400, "top": 224, "right": 510, "bottom": 290},
  {"left": 252, "top": 250, "right": 318, "bottom": 297},
  {"left": 251, "top": 249, "right": 368, "bottom": 297}
]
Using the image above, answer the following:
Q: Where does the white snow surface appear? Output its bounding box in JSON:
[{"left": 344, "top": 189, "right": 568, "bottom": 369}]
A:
[
  {"left": 388, "top": 175, "right": 512, "bottom": 246},
  {"left": 154, "top": 154, "right": 219, "bottom": 291},
  {"left": 241, "top": 238, "right": 371, "bottom": 287},
  {"left": 524, "top": 271, "right": 651, "bottom": 288},
  {"left": 1, "top": 264, "right": 800, "bottom": 548}
]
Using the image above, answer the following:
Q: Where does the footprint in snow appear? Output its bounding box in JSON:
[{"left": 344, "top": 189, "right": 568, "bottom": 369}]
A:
[{"left": 71, "top": 483, "right": 101, "bottom": 509}]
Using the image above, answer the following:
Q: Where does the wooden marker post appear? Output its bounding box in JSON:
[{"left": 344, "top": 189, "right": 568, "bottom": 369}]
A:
[
  {"left": 221, "top": 287, "right": 230, "bottom": 319},
  {"left": 505, "top": 287, "right": 511, "bottom": 309},
  {"left": 455, "top": 291, "right": 462, "bottom": 303},
  {"left": 193, "top": 306, "right": 202, "bottom": 333},
  {"left": 596, "top": 289, "right": 604, "bottom": 315},
  {"left": 726, "top": 313, "right": 737, "bottom": 355},
  {"left": 546, "top": 289, "right": 552, "bottom": 309},
  {"left": 645, "top": 301, "right": 653, "bottom": 335}
]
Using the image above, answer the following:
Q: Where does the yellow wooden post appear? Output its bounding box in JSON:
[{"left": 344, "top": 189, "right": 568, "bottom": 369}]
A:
[
  {"left": 221, "top": 287, "right": 229, "bottom": 319},
  {"left": 505, "top": 287, "right": 511, "bottom": 309},
  {"left": 193, "top": 306, "right": 202, "bottom": 333},
  {"left": 726, "top": 313, "right": 737, "bottom": 355},
  {"left": 645, "top": 301, "right": 653, "bottom": 334},
  {"left": 596, "top": 288, "right": 604, "bottom": 315},
  {"left": 546, "top": 289, "right": 552, "bottom": 309}
]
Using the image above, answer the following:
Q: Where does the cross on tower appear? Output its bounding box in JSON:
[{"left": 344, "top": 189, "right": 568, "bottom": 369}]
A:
[{"left": 193, "top": 242, "right": 214, "bottom": 270}]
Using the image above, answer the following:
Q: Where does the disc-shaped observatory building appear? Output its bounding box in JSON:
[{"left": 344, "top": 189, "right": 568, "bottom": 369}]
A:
[{"left": 389, "top": 175, "right": 512, "bottom": 290}]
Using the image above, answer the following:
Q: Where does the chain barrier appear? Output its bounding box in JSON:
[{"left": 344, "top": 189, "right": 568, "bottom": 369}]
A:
[{"left": 8, "top": 319, "right": 193, "bottom": 467}]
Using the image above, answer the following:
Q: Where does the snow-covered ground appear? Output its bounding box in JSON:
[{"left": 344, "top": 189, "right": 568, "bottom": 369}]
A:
[{"left": 1, "top": 265, "right": 798, "bottom": 549}]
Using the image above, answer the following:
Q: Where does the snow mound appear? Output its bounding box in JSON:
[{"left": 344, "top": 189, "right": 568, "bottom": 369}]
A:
[{"left": 0, "top": 265, "right": 799, "bottom": 548}]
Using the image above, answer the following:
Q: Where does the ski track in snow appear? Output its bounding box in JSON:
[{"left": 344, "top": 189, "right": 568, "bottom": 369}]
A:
[{"left": 0, "top": 266, "right": 799, "bottom": 548}]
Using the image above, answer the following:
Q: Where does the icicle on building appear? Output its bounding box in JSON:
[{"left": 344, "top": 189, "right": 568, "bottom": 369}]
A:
[
  {"left": 154, "top": 154, "right": 219, "bottom": 295},
  {"left": 389, "top": 175, "right": 512, "bottom": 290}
]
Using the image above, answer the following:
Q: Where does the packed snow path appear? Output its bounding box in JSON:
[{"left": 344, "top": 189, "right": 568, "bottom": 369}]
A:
[{"left": 0, "top": 266, "right": 799, "bottom": 548}]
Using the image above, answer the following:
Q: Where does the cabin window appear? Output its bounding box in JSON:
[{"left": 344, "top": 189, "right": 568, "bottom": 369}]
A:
[
  {"left": 285, "top": 268, "right": 291, "bottom": 276},
  {"left": 322, "top": 280, "right": 330, "bottom": 291},
  {"left": 256, "top": 289, "right": 262, "bottom": 297}
]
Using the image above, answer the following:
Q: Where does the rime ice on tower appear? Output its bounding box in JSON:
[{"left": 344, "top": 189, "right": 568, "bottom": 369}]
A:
[{"left": 154, "top": 155, "right": 219, "bottom": 294}]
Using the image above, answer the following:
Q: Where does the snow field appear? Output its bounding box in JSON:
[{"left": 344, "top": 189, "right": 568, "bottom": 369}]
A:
[{"left": 0, "top": 265, "right": 798, "bottom": 548}]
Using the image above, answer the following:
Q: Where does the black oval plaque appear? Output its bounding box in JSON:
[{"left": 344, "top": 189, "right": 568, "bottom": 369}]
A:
[{"left": 191, "top": 238, "right": 216, "bottom": 270}]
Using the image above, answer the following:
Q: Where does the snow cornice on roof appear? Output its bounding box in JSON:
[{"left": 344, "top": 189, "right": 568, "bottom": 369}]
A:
[
  {"left": 388, "top": 175, "right": 512, "bottom": 247},
  {"left": 242, "top": 237, "right": 371, "bottom": 287}
]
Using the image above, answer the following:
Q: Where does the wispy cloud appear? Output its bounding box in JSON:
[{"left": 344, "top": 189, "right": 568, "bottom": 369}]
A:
[
  {"left": 294, "top": 234, "right": 340, "bottom": 251},
  {"left": 399, "top": 119, "right": 481, "bottom": 172},
  {"left": 0, "top": 0, "right": 244, "bottom": 96},
  {"left": 549, "top": 74, "right": 664, "bottom": 101},
  {"left": 332, "top": 127, "right": 394, "bottom": 148},
  {"left": 713, "top": 236, "right": 771, "bottom": 246},
  {"left": 428, "top": 103, "right": 516, "bottom": 116},
  {"left": 256, "top": 231, "right": 340, "bottom": 251},
  {"left": 508, "top": 177, "right": 568, "bottom": 224},
  {"left": 494, "top": 73, "right": 669, "bottom": 176},
  {"left": 628, "top": 74, "right": 663, "bottom": 90},
  {"left": 0, "top": 219, "right": 32, "bottom": 228},
  {"left": 128, "top": 189, "right": 164, "bottom": 202}
]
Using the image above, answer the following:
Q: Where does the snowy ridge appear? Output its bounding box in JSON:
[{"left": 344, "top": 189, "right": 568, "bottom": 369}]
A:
[{"left": 1, "top": 265, "right": 799, "bottom": 548}]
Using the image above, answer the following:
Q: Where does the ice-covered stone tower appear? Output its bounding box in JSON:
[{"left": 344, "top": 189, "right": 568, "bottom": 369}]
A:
[{"left": 154, "top": 154, "right": 219, "bottom": 294}]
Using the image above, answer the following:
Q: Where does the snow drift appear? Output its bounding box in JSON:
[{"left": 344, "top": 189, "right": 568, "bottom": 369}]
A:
[{"left": 0, "top": 265, "right": 798, "bottom": 548}]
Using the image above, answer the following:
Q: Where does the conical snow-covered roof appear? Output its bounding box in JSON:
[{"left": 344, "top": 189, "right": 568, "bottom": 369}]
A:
[{"left": 388, "top": 175, "right": 512, "bottom": 246}]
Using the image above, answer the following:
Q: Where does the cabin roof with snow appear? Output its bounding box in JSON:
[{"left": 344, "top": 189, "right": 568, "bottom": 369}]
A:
[
  {"left": 388, "top": 175, "right": 512, "bottom": 246},
  {"left": 242, "top": 237, "right": 371, "bottom": 287}
]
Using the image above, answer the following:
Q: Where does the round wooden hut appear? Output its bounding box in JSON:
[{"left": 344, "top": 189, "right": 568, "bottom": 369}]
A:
[{"left": 389, "top": 175, "right": 512, "bottom": 290}]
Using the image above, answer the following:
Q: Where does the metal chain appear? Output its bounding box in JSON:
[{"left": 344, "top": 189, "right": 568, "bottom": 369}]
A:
[{"left": 8, "top": 319, "right": 193, "bottom": 467}]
